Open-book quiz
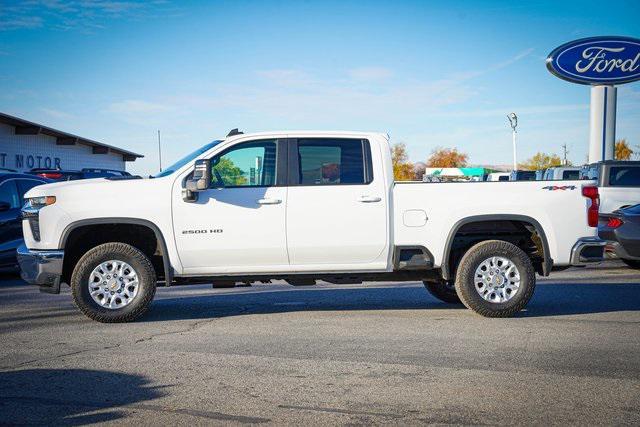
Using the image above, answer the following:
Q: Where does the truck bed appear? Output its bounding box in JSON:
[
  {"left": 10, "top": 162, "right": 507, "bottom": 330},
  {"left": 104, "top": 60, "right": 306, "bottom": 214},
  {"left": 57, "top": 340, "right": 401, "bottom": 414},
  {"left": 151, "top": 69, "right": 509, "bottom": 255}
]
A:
[{"left": 392, "top": 180, "right": 596, "bottom": 267}]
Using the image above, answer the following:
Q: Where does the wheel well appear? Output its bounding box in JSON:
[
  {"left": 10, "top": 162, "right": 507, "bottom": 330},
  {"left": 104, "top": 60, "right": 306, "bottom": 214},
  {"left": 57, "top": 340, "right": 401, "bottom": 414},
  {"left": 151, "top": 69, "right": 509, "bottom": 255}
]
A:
[
  {"left": 61, "top": 223, "right": 166, "bottom": 284},
  {"left": 444, "top": 219, "right": 548, "bottom": 279}
]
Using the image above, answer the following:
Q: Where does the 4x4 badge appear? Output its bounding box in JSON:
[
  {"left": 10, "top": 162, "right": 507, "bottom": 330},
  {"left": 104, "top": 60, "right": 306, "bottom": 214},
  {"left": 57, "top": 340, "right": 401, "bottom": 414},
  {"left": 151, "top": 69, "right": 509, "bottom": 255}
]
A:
[{"left": 542, "top": 185, "right": 576, "bottom": 191}]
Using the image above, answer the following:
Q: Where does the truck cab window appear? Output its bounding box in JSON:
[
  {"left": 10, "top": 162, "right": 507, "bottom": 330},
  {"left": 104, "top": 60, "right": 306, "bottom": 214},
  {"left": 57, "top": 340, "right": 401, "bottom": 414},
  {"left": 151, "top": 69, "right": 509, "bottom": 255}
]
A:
[
  {"left": 211, "top": 140, "right": 277, "bottom": 187},
  {"left": 297, "top": 139, "right": 369, "bottom": 185}
]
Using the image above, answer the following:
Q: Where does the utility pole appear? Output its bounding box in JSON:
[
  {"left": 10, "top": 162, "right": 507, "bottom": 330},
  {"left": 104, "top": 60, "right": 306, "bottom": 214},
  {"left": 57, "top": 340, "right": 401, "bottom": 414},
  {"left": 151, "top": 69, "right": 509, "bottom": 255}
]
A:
[
  {"left": 157, "top": 130, "right": 163, "bottom": 172},
  {"left": 562, "top": 143, "right": 569, "bottom": 165},
  {"left": 507, "top": 113, "right": 518, "bottom": 171}
]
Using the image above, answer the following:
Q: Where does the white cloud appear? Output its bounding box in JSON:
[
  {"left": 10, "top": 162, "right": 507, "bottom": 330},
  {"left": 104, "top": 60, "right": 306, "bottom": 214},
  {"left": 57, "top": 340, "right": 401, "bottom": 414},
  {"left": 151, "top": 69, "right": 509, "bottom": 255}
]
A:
[
  {"left": 40, "top": 107, "right": 75, "bottom": 119},
  {"left": 0, "top": 15, "right": 43, "bottom": 31},
  {"left": 0, "top": 0, "right": 176, "bottom": 32},
  {"left": 447, "top": 48, "right": 535, "bottom": 82},
  {"left": 430, "top": 103, "right": 589, "bottom": 119},
  {"left": 256, "top": 69, "right": 314, "bottom": 87},
  {"left": 348, "top": 67, "right": 393, "bottom": 81},
  {"left": 106, "top": 99, "right": 180, "bottom": 126},
  {"left": 108, "top": 99, "right": 174, "bottom": 115}
]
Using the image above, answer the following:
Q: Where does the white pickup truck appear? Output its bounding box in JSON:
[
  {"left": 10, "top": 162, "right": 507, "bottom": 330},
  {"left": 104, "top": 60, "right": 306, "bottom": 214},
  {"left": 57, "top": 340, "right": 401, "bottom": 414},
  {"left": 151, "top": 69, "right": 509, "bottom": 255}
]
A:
[
  {"left": 18, "top": 130, "right": 606, "bottom": 322},
  {"left": 581, "top": 161, "right": 640, "bottom": 214}
]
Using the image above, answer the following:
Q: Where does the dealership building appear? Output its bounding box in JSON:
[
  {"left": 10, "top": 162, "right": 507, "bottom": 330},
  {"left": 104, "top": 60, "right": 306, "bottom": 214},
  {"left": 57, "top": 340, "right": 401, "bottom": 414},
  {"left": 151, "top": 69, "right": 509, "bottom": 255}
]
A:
[{"left": 0, "top": 112, "right": 142, "bottom": 172}]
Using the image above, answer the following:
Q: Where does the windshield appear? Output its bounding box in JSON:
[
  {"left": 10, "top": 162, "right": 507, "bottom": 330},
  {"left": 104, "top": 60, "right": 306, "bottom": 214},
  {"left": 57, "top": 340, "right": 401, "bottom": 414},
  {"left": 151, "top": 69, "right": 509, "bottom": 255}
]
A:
[{"left": 154, "top": 140, "right": 222, "bottom": 178}]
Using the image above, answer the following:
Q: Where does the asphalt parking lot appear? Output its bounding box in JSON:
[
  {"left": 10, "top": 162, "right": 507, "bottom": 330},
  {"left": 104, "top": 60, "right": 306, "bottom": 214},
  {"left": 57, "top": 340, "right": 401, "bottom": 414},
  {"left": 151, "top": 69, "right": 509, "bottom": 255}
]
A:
[{"left": 1, "top": 262, "right": 639, "bottom": 425}]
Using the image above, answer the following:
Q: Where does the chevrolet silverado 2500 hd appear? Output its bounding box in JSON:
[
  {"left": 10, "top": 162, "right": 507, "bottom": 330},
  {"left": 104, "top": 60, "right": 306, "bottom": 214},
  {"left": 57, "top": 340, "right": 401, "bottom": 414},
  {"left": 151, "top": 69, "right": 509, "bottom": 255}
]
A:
[{"left": 17, "top": 131, "right": 606, "bottom": 322}]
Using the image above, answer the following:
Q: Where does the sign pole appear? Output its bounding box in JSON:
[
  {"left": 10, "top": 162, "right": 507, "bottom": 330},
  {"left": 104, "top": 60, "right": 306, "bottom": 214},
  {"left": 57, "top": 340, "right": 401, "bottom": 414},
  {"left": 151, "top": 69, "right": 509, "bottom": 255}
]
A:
[{"left": 588, "top": 85, "right": 617, "bottom": 163}]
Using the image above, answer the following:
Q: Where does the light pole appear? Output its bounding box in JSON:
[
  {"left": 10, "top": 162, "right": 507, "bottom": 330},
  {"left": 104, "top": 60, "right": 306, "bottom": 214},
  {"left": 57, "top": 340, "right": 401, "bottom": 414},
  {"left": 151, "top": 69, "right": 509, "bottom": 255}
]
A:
[
  {"left": 157, "top": 130, "right": 163, "bottom": 172},
  {"left": 507, "top": 113, "right": 518, "bottom": 171}
]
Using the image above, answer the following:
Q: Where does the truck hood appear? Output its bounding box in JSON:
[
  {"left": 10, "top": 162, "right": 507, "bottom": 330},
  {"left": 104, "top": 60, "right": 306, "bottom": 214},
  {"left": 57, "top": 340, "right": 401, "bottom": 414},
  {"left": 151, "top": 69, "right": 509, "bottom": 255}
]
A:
[{"left": 24, "top": 176, "right": 155, "bottom": 198}]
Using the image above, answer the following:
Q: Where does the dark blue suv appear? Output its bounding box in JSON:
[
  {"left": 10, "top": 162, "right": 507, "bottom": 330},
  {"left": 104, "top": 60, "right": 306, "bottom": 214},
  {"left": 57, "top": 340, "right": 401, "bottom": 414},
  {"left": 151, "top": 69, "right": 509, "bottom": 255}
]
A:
[{"left": 0, "top": 172, "right": 51, "bottom": 271}]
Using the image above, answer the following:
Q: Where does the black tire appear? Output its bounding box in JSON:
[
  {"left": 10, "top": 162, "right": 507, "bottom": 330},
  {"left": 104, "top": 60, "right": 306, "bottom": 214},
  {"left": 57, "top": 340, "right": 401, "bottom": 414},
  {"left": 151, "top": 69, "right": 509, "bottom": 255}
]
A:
[
  {"left": 71, "top": 242, "right": 157, "bottom": 323},
  {"left": 423, "top": 280, "right": 461, "bottom": 304},
  {"left": 622, "top": 258, "right": 640, "bottom": 269},
  {"left": 455, "top": 240, "right": 535, "bottom": 318}
]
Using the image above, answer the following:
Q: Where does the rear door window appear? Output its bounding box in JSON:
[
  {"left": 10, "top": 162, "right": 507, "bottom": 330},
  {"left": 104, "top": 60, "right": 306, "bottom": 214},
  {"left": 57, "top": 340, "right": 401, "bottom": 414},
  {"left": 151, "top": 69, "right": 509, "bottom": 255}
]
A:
[
  {"left": 609, "top": 166, "right": 640, "bottom": 186},
  {"left": 296, "top": 139, "right": 371, "bottom": 185}
]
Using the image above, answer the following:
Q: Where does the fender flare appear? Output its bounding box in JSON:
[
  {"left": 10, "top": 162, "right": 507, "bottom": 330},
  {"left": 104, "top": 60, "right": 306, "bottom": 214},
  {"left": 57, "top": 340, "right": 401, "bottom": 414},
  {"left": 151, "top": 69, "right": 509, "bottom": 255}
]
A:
[
  {"left": 440, "top": 214, "right": 552, "bottom": 280},
  {"left": 60, "top": 217, "right": 174, "bottom": 285}
]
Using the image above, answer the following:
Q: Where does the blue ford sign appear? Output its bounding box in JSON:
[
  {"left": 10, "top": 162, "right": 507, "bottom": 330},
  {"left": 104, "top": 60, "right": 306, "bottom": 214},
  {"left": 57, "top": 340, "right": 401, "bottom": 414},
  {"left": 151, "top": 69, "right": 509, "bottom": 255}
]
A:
[{"left": 546, "top": 36, "right": 640, "bottom": 85}]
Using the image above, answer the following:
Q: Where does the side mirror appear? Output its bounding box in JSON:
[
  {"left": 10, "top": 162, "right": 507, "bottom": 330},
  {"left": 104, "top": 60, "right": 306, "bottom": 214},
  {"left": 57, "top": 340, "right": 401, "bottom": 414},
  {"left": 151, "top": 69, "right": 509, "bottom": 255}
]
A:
[
  {"left": 186, "top": 159, "right": 212, "bottom": 192},
  {"left": 0, "top": 201, "right": 10, "bottom": 212},
  {"left": 183, "top": 159, "right": 211, "bottom": 203}
]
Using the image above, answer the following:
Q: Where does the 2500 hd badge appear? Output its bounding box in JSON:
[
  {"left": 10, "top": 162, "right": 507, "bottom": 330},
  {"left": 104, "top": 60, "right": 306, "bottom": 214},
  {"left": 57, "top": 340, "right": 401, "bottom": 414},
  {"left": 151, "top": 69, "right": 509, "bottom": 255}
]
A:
[{"left": 182, "top": 229, "right": 223, "bottom": 234}]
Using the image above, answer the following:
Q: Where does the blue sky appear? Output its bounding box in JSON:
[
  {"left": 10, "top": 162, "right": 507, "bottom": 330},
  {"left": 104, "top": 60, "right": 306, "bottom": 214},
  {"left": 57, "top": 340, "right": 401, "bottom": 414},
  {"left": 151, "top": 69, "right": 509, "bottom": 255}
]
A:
[{"left": 1, "top": 0, "right": 639, "bottom": 174}]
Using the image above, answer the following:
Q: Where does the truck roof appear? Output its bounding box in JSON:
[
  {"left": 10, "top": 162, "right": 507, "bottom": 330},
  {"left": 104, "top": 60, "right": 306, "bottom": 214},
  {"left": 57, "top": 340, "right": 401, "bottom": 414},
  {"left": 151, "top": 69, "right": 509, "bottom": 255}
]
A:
[{"left": 222, "top": 130, "right": 389, "bottom": 141}]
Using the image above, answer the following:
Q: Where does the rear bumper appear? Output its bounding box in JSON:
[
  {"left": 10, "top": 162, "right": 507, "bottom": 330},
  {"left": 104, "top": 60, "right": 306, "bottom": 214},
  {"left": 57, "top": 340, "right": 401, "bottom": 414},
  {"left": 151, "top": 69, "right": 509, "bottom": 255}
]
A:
[
  {"left": 605, "top": 241, "right": 640, "bottom": 261},
  {"left": 570, "top": 237, "right": 607, "bottom": 265},
  {"left": 17, "top": 244, "right": 64, "bottom": 294}
]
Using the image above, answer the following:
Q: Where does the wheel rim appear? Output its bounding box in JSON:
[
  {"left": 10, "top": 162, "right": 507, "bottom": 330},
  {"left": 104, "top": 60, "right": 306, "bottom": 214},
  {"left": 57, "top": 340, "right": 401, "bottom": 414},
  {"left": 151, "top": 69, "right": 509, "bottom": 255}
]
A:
[
  {"left": 474, "top": 256, "right": 521, "bottom": 303},
  {"left": 88, "top": 260, "right": 139, "bottom": 310}
]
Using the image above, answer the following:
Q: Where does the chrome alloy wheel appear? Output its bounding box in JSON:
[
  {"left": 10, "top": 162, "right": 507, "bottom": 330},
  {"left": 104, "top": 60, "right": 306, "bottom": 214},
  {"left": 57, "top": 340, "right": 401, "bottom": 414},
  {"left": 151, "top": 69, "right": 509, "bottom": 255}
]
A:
[
  {"left": 474, "top": 256, "right": 521, "bottom": 303},
  {"left": 88, "top": 260, "right": 139, "bottom": 309}
]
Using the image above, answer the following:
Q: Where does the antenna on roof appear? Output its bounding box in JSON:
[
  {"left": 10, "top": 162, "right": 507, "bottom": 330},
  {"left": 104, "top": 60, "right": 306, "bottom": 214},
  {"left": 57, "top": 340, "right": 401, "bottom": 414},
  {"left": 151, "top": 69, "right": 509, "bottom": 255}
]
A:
[{"left": 226, "top": 128, "right": 244, "bottom": 137}]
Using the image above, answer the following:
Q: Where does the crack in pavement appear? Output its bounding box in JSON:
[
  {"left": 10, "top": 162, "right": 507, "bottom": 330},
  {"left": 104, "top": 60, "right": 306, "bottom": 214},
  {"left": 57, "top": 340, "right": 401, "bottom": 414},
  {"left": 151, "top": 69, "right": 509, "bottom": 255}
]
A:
[
  {"left": 278, "top": 403, "right": 404, "bottom": 419},
  {"left": 0, "top": 308, "right": 244, "bottom": 370}
]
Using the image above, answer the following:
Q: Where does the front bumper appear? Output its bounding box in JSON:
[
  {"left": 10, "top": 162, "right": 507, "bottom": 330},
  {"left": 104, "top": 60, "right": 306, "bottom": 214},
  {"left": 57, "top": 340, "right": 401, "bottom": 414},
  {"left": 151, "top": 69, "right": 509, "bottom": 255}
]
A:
[
  {"left": 17, "top": 244, "right": 64, "bottom": 294},
  {"left": 570, "top": 237, "right": 607, "bottom": 265}
]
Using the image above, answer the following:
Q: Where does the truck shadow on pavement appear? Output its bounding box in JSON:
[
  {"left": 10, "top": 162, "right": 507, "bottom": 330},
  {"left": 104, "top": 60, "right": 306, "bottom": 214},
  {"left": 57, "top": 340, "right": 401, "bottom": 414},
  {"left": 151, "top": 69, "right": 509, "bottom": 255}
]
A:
[
  {"left": 144, "top": 281, "right": 640, "bottom": 322},
  {"left": 0, "top": 369, "right": 164, "bottom": 425},
  {"left": 0, "top": 369, "right": 271, "bottom": 425}
]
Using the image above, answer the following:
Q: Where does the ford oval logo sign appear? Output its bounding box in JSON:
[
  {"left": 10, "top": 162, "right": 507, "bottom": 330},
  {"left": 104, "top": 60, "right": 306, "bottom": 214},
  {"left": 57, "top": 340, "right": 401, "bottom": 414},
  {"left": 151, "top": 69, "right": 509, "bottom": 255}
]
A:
[{"left": 546, "top": 36, "right": 640, "bottom": 85}]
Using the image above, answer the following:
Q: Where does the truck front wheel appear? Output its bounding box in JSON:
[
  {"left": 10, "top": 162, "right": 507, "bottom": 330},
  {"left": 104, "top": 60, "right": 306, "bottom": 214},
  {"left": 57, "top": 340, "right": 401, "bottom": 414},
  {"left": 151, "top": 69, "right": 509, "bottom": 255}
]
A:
[
  {"left": 455, "top": 240, "right": 535, "bottom": 318},
  {"left": 423, "top": 280, "right": 461, "bottom": 304},
  {"left": 71, "top": 243, "right": 157, "bottom": 323}
]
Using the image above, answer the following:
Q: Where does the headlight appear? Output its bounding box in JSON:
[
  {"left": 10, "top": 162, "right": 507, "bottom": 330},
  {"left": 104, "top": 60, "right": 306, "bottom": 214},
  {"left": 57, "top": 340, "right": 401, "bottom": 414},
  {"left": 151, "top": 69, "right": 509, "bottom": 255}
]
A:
[
  {"left": 25, "top": 196, "right": 56, "bottom": 209},
  {"left": 22, "top": 196, "right": 55, "bottom": 243}
]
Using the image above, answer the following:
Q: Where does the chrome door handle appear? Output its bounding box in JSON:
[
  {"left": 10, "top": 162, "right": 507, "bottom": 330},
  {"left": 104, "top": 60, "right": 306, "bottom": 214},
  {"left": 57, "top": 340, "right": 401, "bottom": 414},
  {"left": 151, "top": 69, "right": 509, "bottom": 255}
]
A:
[
  {"left": 257, "top": 198, "right": 282, "bottom": 205},
  {"left": 358, "top": 195, "right": 381, "bottom": 203}
]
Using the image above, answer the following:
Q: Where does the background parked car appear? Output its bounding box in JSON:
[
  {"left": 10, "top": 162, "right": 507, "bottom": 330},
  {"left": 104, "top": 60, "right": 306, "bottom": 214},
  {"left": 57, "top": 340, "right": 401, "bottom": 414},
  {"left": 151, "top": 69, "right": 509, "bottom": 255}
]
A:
[
  {"left": 27, "top": 168, "right": 131, "bottom": 181},
  {"left": 0, "top": 172, "right": 51, "bottom": 271},
  {"left": 509, "top": 170, "right": 537, "bottom": 181},
  {"left": 543, "top": 166, "right": 581, "bottom": 180},
  {"left": 581, "top": 161, "right": 640, "bottom": 213},
  {"left": 486, "top": 172, "right": 510, "bottom": 181},
  {"left": 599, "top": 204, "right": 640, "bottom": 269}
]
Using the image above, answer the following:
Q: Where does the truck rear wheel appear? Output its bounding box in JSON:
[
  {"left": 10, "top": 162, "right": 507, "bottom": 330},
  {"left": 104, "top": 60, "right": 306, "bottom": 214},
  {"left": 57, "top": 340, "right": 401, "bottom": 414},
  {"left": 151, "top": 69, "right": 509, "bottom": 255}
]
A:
[
  {"left": 71, "top": 243, "right": 157, "bottom": 323},
  {"left": 455, "top": 240, "right": 535, "bottom": 318},
  {"left": 423, "top": 280, "right": 461, "bottom": 304}
]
